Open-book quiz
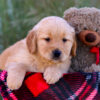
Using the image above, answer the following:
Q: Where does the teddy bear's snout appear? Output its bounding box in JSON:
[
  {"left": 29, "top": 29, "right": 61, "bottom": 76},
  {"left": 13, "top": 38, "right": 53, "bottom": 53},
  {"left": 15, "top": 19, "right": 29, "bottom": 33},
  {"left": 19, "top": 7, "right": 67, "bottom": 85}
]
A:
[
  {"left": 85, "top": 33, "right": 96, "bottom": 42},
  {"left": 79, "top": 30, "right": 100, "bottom": 46}
]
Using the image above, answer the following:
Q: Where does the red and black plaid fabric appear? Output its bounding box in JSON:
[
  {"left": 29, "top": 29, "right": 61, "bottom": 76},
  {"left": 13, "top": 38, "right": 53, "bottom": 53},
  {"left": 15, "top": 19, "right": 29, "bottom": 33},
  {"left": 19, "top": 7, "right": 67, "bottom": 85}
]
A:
[{"left": 0, "top": 70, "right": 100, "bottom": 100}]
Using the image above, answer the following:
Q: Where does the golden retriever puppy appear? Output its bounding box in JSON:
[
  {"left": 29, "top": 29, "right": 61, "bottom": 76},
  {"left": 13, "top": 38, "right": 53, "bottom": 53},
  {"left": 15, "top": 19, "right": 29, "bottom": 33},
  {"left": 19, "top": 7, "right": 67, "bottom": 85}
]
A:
[{"left": 0, "top": 16, "right": 76, "bottom": 90}]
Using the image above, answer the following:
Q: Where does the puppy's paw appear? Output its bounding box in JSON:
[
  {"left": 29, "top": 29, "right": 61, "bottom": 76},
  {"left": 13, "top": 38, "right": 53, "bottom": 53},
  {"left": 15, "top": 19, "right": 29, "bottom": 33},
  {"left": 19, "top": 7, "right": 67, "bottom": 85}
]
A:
[
  {"left": 7, "top": 76, "right": 23, "bottom": 90},
  {"left": 44, "top": 68, "right": 62, "bottom": 84}
]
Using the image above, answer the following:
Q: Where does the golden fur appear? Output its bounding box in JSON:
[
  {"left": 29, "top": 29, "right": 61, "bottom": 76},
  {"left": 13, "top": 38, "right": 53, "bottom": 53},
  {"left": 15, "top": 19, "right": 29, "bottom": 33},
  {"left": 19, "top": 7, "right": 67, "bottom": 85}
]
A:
[{"left": 0, "top": 16, "right": 76, "bottom": 90}]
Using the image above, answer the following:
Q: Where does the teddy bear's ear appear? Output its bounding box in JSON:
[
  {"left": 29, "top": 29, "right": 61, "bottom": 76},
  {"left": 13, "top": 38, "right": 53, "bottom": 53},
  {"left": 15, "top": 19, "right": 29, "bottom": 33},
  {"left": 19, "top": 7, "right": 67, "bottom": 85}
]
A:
[
  {"left": 63, "top": 7, "right": 78, "bottom": 20},
  {"left": 71, "top": 37, "right": 77, "bottom": 56}
]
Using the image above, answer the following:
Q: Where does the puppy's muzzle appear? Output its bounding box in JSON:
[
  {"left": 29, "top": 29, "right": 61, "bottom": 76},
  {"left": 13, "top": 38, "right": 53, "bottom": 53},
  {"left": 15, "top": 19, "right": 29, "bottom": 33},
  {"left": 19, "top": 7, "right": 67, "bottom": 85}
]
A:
[{"left": 52, "top": 49, "right": 61, "bottom": 60}]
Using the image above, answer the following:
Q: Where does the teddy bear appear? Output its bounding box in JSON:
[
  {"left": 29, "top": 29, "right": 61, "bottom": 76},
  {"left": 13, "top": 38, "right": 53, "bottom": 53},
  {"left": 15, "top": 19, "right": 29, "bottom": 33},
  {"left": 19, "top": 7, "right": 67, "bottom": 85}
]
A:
[{"left": 64, "top": 7, "right": 100, "bottom": 72}]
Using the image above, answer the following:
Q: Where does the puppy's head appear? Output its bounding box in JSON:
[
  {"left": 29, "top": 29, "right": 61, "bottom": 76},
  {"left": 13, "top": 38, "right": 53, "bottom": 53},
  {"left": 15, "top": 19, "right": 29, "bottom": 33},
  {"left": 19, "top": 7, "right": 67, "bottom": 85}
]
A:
[{"left": 26, "top": 16, "right": 76, "bottom": 62}]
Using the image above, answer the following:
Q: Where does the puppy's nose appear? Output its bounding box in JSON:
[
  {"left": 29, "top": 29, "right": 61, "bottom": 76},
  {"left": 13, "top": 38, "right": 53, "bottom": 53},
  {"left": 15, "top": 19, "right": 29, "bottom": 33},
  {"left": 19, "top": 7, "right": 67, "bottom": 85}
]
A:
[
  {"left": 85, "top": 33, "right": 96, "bottom": 42},
  {"left": 52, "top": 49, "right": 61, "bottom": 59}
]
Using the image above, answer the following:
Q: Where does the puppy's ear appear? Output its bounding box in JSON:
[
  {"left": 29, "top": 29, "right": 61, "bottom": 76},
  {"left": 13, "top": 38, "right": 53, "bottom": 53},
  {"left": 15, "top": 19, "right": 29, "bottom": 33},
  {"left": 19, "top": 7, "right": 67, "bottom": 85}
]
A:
[
  {"left": 71, "top": 38, "right": 77, "bottom": 56},
  {"left": 26, "top": 30, "right": 37, "bottom": 54}
]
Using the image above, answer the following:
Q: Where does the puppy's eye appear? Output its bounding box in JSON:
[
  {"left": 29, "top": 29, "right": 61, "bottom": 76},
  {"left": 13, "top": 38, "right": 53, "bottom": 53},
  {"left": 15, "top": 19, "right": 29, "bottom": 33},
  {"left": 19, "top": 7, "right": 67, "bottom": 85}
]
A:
[
  {"left": 62, "top": 38, "right": 67, "bottom": 42},
  {"left": 44, "top": 38, "right": 50, "bottom": 42}
]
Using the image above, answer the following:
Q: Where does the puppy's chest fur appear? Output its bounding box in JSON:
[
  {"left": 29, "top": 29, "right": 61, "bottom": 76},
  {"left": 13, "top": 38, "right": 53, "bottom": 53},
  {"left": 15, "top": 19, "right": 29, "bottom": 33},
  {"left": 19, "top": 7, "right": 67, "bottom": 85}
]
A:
[{"left": 28, "top": 53, "right": 65, "bottom": 72}]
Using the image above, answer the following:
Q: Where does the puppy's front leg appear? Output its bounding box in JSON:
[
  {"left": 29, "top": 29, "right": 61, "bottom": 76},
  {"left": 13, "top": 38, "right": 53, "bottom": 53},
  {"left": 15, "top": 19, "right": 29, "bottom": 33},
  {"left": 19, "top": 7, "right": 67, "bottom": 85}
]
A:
[
  {"left": 6, "top": 63, "right": 26, "bottom": 90},
  {"left": 44, "top": 65, "right": 68, "bottom": 84}
]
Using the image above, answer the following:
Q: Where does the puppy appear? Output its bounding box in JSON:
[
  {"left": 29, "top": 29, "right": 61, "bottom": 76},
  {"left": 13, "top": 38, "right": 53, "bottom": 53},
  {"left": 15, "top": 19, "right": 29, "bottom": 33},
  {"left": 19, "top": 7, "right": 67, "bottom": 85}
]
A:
[{"left": 0, "top": 16, "right": 76, "bottom": 90}]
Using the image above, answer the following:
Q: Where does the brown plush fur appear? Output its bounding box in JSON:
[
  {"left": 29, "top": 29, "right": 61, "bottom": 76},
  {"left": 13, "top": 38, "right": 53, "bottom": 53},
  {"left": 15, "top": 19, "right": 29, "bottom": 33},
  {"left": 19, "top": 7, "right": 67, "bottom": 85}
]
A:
[
  {"left": 0, "top": 16, "right": 76, "bottom": 90},
  {"left": 64, "top": 7, "right": 100, "bottom": 72}
]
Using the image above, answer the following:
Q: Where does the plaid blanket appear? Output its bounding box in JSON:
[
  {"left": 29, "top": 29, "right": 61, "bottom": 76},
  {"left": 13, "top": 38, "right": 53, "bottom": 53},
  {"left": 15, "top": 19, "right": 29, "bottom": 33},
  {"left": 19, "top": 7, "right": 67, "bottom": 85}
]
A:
[{"left": 0, "top": 71, "right": 100, "bottom": 100}]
